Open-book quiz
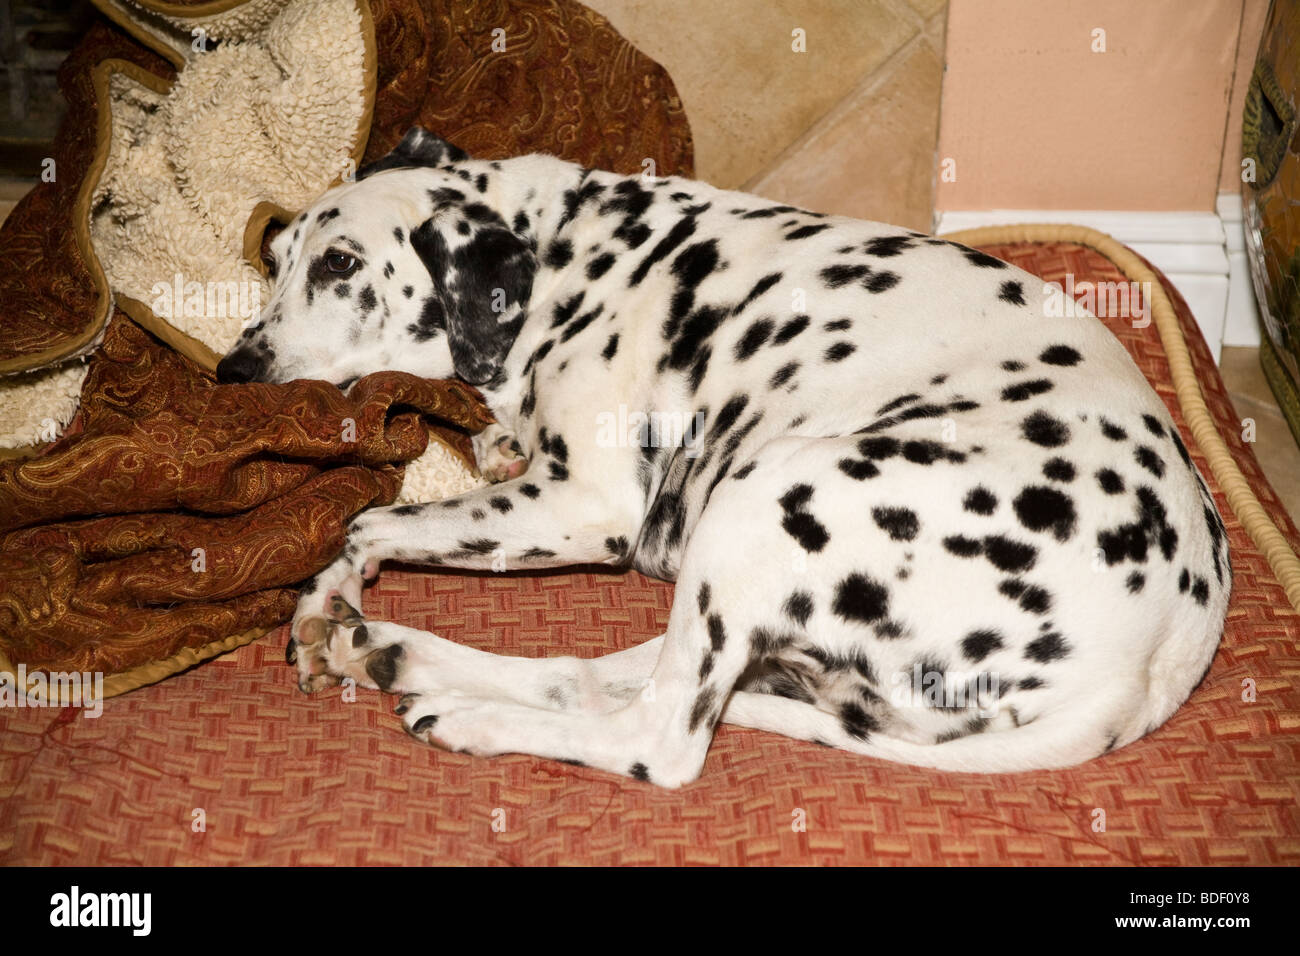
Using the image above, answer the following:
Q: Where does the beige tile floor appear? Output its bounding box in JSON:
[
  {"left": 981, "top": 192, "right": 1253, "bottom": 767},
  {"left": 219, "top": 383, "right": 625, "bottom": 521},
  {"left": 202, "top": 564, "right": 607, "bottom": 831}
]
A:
[
  {"left": 585, "top": 0, "right": 947, "bottom": 230},
  {"left": 1220, "top": 346, "right": 1300, "bottom": 526}
]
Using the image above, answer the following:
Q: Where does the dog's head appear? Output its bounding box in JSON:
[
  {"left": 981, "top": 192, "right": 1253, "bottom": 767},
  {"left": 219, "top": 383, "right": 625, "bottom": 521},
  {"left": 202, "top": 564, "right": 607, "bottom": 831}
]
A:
[{"left": 216, "top": 128, "right": 536, "bottom": 388}]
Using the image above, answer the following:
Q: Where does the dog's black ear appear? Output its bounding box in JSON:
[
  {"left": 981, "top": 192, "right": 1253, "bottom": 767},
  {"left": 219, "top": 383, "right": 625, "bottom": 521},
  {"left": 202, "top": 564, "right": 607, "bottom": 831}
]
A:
[
  {"left": 411, "top": 217, "right": 536, "bottom": 385},
  {"left": 357, "top": 127, "right": 470, "bottom": 181}
]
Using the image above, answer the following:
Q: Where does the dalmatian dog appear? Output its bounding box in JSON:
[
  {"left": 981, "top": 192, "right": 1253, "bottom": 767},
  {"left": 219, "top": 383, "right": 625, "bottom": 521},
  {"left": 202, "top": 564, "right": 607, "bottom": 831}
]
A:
[{"left": 217, "top": 127, "right": 1230, "bottom": 787}]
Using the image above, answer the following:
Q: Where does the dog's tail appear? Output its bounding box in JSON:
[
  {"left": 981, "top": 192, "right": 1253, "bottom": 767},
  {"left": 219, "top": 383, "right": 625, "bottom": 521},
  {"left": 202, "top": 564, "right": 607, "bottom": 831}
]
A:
[{"left": 722, "top": 689, "right": 1124, "bottom": 774}]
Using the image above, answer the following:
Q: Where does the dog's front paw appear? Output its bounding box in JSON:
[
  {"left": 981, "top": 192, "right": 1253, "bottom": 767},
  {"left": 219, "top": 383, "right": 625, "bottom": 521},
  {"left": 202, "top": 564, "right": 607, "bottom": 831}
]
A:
[
  {"left": 398, "top": 693, "right": 507, "bottom": 756},
  {"left": 472, "top": 424, "right": 527, "bottom": 483},
  {"left": 289, "top": 556, "right": 367, "bottom": 692}
]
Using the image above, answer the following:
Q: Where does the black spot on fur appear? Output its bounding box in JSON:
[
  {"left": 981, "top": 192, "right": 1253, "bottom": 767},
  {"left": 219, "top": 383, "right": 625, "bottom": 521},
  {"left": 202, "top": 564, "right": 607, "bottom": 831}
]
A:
[
  {"left": 877, "top": 393, "right": 919, "bottom": 415},
  {"left": 1022, "top": 410, "right": 1070, "bottom": 447},
  {"left": 999, "top": 280, "right": 1026, "bottom": 306},
  {"left": 586, "top": 252, "right": 616, "bottom": 280},
  {"left": 1099, "top": 417, "right": 1127, "bottom": 441},
  {"left": 1042, "top": 458, "right": 1075, "bottom": 482},
  {"left": 944, "top": 535, "right": 983, "bottom": 558},
  {"left": 783, "top": 591, "right": 814, "bottom": 627},
  {"left": 630, "top": 214, "right": 697, "bottom": 286},
  {"left": 839, "top": 702, "right": 879, "bottom": 740},
  {"left": 961, "top": 629, "right": 1004, "bottom": 663},
  {"left": 706, "top": 615, "right": 727, "bottom": 652},
  {"left": 872, "top": 506, "right": 920, "bottom": 541},
  {"left": 983, "top": 535, "right": 1037, "bottom": 573},
  {"left": 779, "top": 483, "right": 830, "bottom": 552},
  {"left": 543, "top": 239, "right": 574, "bottom": 269},
  {"left": 1024, "top": 631, "right": 1070, "bottom": 663},
  {"left": 962, "top": 247, "right": 1007, "bottom": 269},
  {"left": 1000, "top": 581, "right": 1052, "bottom": 615},
  {"left": 963, "top": 487, "right": 998, "bottom": 514},
  {"left": 864, "top": 235, "right": 912, "bottom": 257},
  {"left": 1039, "top": 345, "right": 1082, "bottom": 367},
  {"left": 838, "top": 458, "right": 879, "bottom": 480},
  {"left": 1135, "top": 444, "right": 1165, "bottom": 478},
  {"left": 786, "top": 223, "right": 830, "bottom": 240},
  {"left": 859, "top": 436, "right": 901, "bottom": 460},
  {"left": 773, "top": 315, "right": 810, "bottom": 345},
  {"left": 1002, "top": 379, "right": 1054, "bottom": 402},
  {"left": 602, "top": 333, "right": 620, "bottom": 361},
  {"left": 769, "top": 361, "right": 800, "bottom": 389},
  {"left": 735, "top": 318, "right": 775, "bottom": 360},
  {"left": 865, "top": 271, "right": 900, "bottom": 293},
  {"left": 832, "top": 573, "right": 890, "bottom": 624},
  {"left": 688, "top": 687, "right": 719, "bottom": 732},
  {"left": 824, "top": 341, "right": 856, "bottom": 362},
  {"left": 604, "top": 536, "right": 630, "bottom": 561},
  {"left": 1190, "top": 577, "right": 1210, "bottom": 605},
  {"left": 733, "top": 272, "right": 783, "bottom": 314},
  {"left": 1097, "top": 468, "right": 1125, "bottom": 494},
  {"left": 697, "top": 582, "right": 711, "bottom": 614},
  {"left": 1013, "top": 485, "right": 1077, "bottom": 541}
]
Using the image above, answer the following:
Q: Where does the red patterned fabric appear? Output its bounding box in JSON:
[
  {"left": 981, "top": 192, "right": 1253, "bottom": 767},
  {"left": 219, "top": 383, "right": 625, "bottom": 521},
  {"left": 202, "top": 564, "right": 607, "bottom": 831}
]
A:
[{"left": 2, "top": 242, "right": 1297, "bottom": 865}]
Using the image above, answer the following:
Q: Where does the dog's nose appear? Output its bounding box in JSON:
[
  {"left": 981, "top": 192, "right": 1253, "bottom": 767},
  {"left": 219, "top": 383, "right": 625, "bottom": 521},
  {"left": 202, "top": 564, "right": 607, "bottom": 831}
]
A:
[{"left": 215, "top": 347, "right": 265, "bottom": 384}]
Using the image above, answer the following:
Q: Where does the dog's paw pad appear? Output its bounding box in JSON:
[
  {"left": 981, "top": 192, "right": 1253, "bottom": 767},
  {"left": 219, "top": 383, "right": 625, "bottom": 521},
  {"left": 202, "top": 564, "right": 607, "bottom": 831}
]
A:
[
  {"left": 295, "top": 616, "right": 329, "bottom": 647},
  {"left": 326, "top": 591, "right": 364, "bottom": 626}
]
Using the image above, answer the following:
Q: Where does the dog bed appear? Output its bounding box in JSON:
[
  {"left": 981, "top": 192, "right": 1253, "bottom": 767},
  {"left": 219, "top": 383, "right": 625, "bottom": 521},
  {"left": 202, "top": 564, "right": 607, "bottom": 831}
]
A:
[
  {"left": 3, "top": 228, "right": 1296, "bottom": 865},
  {"left": 0, "top": 0, "right": 694, "bottom": 696}
]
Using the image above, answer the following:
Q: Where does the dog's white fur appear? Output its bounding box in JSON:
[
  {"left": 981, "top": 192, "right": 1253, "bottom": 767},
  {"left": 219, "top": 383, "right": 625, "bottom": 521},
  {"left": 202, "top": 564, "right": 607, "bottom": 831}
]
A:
[{"left": 220, "top": 129, "right": 1230, "bottom": 786}]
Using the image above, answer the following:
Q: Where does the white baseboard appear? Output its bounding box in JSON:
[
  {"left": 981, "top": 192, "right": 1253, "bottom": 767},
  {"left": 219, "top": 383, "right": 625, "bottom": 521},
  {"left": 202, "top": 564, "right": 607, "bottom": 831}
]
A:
[
  {"left": 935, "top": 202, "right": 1264, "bottom": 363},
  {"left": 1217, "top": 192, "right": 1263, "bottom": 350}
]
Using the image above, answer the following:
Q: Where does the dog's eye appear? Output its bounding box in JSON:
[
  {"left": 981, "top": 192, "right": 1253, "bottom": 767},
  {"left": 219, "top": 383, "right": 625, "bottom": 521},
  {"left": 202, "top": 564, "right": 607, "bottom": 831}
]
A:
[
  {"left": 326, "top": 252, "right": 359, "bottom": 276},
  {"left": 261, "top": 251, "right": 278, "bottom": 278}
]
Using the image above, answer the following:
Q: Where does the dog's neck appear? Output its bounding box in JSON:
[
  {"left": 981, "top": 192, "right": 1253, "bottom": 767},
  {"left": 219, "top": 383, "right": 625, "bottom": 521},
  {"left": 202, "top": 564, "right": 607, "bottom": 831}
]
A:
[{"left": 485, "top": 153, "right": 589, "bottom": 261}]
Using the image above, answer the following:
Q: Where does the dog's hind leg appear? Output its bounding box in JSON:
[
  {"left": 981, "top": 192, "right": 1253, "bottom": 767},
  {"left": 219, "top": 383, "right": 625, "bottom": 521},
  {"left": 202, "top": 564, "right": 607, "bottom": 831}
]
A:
[{"left": 391, "top": 471, "right": 795, "bottom": 785}]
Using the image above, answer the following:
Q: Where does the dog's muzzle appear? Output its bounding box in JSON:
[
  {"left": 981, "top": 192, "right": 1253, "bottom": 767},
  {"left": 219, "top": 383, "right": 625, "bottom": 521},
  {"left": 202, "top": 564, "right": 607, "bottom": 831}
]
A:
[{"left": 215, "top": 347, "right": 267, "bottom": 384}]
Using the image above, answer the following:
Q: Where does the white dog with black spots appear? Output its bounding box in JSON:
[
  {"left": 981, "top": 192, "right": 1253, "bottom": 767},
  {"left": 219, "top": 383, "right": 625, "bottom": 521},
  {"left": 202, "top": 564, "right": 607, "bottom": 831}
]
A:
[{"left": 218, "top": 127, "right": 1231, "bottom": 786}]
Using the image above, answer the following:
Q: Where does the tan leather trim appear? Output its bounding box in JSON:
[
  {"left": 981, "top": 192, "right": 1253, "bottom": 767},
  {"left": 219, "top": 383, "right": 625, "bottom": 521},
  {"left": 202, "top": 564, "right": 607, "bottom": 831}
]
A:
[
  {"left": 0, "top": 624, "right": 277, "bottom": 702},
  {"left": 118, "top": 294, "right": 224, "bottom": 371},
  {"left": 0, "top": 59, "right": 169, "bottom": 376},
  {"left": 90, "top": 0, "right": 188, "bottom": 69},
  {"left": 242, "top": 200, "right": 296, "bottom": 278},
  {"left": 350, "top": 0, "right": 376, "bottom": 178}
]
